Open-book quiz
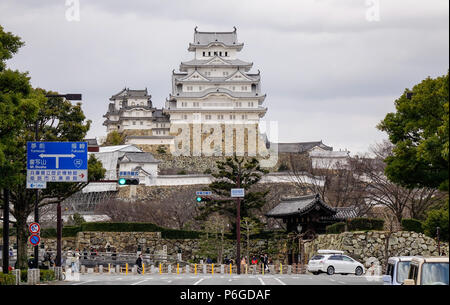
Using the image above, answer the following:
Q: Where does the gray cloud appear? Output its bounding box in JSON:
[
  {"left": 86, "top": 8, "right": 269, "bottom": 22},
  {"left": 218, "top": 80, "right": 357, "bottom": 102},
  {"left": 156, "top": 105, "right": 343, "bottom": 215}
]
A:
[{"left": 0, "top": 0, "right": 448, "bottom": 154}]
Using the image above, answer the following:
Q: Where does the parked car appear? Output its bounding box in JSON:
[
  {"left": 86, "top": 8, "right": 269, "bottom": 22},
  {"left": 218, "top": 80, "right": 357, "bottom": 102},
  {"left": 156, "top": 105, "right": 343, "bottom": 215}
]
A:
[
  {"left": 382, "top": 256, "right": 414, "bottom": 285},
  {"left": 403, "top": 256, "right": 449, "bottom": 285},
  {"left": 307, "top": 249, "right": 365, "bottom": 276}
]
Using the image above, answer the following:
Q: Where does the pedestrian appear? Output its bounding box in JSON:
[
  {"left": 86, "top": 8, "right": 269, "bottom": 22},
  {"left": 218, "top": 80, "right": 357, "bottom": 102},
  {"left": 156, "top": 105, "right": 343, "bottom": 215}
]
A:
[
  {"left": 83, "top": 248, "right": 88, "bottom": 260},
  {"left": 28, "top": 254, "right": 36, "bottom": 269},
  {"left": 263, "top": 253, "right": 269, "bottom": 273},
  {"left": 136, "top": 254, "right": 143, "bottom": 274},
  {"left": 251, "top": 256, "right": 258, "bottom": 265}
]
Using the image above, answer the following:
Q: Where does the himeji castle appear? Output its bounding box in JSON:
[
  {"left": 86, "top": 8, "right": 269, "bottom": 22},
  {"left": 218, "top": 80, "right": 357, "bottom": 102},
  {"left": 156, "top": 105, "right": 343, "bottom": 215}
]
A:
[{"left": 164, "top": 27, "right": 269, "bottom": 156}]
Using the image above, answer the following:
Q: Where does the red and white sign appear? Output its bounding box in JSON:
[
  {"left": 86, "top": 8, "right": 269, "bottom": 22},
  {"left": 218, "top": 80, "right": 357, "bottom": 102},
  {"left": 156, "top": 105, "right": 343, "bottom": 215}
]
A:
[{"left": 28, "top": 222, "right": 41, "bottom": 234}]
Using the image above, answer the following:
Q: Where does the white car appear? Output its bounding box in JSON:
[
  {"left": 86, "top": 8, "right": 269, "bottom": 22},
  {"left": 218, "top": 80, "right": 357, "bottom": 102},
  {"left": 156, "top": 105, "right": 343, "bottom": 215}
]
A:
[{"left": 307, "top": 250, "right": 365, "bottom": 276}]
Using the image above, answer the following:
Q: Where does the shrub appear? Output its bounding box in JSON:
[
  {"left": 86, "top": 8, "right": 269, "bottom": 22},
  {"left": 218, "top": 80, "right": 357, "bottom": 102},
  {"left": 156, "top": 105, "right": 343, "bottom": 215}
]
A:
[
  {"left": 0, "top": 273, "right": 16, "bottom": 285},
  {"left": 278, "top": 163, "right": 289, "bottom": 172},
  {"left": 423, "top": 208, "right": 449, "bottom": 241},
  {"left": 401, "top": 218, "right": 424, "bottom": 233},
  {"left": 326, "top": 222, "right": 346, "bottom": 234},
  {"left": 156, "top": 145, "right": 166, "bottom": 154},
  {"left": 177, "top": 170, "right": 187, "bottom": 175},
  {"left": 348, "top": 218, "right": 384, "bottom": 231},
  {"left": 19, "top": 269, "right": 56, "bottom": 282},
  {"left": 80, "top": 222, "right": 202, "bottom": 239},
  {"left": 41, "top": 226, "right": 81, "bottom": 238}
]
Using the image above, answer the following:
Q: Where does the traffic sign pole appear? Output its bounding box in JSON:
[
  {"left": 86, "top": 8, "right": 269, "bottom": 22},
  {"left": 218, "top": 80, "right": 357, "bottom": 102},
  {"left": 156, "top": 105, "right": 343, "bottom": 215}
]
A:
[{"left": 34, "top": 122, "right": 39, "bottom": 269}]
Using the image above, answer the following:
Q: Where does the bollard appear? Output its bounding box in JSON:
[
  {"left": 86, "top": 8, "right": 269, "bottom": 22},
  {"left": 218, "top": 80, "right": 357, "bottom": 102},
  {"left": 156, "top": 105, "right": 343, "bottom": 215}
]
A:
[
  {"left": 80, "top": 265, "right": 86, "bottom": 274},
  {"left": 132, "top": 265, "right": 137, "bottom": 275},
  {"left": 245, "top": 264, "right": 248, "bottom": 274},
  {"left": 262, "top": 264, "right": 264, "bottom": 275},
  {"left": 212, "top": 264, "right": 214, "bottom": 275},
  {"left": 168, "top": 264, "right": 172, "bottom": 274},
  {"left": 280, "top": 263, "right": 282, "bottom": 274},
  {"left": 186, "top": 265, "right": 190, "bottom": 274},
  {"left": 177, "top": 263, "right": 179, "bottom": 274},
  {"left": 115, "top": 265, "right": 120, "bottom": 274},
  {"left": 151, "top": 265, "right": 155, "bottom": 274},
  {"left": 159, "top": 263, "right": 162, "bottom": 275},
  {"left": 99, "top": 265, "right": 103, "bottom": 274},
  {"left": 203, "top": 264, "right": 207, "bottom": 274},
  {"left": 126, "top": 263, "right": 128, "bottom": 275},
  {"left": 194, "top": 264, "right": 197, "bottom": 275},
  {"left": 220, "top": 265, "right": 224, "bottom": 274},
  {"left": 108, "top": 263, "right": 111, "bottom": 273},
  {"left": 14, "top": 269, "right": 20, "bottom": 285},
  {"left": 229, "top": 263, "right": 232, "bottom": 275},
  {"left": 287, "top": 265, "right": 292, "bottom": 275},
  {"left": 143, "top": 263, "right": 145, "bottom": 275}
]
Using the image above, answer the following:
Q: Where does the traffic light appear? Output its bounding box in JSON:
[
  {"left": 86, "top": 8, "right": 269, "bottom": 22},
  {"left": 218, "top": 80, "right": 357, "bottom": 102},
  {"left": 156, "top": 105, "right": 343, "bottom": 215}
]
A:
[
  {"left": 118, "top": 178, "right": 139, "bottom": 185},
  {"left": 196, "top": 196, "right": 211, "bottom": 203}
]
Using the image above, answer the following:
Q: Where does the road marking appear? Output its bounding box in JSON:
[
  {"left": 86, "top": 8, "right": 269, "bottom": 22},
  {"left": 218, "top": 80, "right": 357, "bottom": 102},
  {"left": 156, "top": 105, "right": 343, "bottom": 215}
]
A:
[
  {"left": 274, "top": 278, "right": 286, "bottom": 285},
  {"left": 258, "top": 277, "right": 266, "bottom": 285},
  {"left": 130, "top": 279, "right": 149, "bottom": 285},
  {"left": 338, "top": 281, "right": 346, "bottom": 284},
  {"left": 167, "top": 280, "right": 172, "bottom": 283},
  {"left": 329, "top": 278, "right": 336, "bottom": 282},
  {"left": 72, "top": 280, "right": 93, "bottom": 285},
  {"left": 193, "top": 278, "right": 204, "bottom": 285}
]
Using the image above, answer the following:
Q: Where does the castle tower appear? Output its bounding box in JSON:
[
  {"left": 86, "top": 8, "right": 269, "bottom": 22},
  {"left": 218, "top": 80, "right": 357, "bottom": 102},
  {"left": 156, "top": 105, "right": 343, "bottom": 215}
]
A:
[{"left": 165, "top": 27, "right": 268, "bottom": 156}]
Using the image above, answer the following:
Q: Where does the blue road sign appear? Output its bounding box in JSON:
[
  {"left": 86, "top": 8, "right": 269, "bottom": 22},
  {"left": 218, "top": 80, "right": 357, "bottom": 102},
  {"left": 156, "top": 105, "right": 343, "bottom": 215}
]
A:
[
  {"left": 27, "top": 142, "right": 88, "bottom": 182},
  {"left": 29, "top": 234, "right": 41, "bottom": 246},
  {"left": 196, "top": 191, "right": 212, "bottom": 196}
]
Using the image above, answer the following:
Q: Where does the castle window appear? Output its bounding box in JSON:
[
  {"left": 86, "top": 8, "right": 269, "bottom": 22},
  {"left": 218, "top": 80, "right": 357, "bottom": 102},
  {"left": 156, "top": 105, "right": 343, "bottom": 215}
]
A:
[
  {"left": 248, "top": 102, "right": 254, "bottom": 107},
  {"left": 183, "top": 115, "right": 188, "bottom": 120},
  {"left": 133, "top": 121, "right": 136, "bottom": 125},
  {"left": 208, "top": 51, "right": 211, "bottom": 56},
  {"left": 219, "top": 51, "right": 222, "bottom": 56},
  {"left": 193, "top": 102, "right": 199, "bottom": 107},
  {"left": 217, "top": 114, "right": 224, "bottom": 120},
  {"left": 223, "top": 71, "right": 229, "bottom": 76},
  {"left": 230, "top": 114, "right": 236, "bottom": 120},
  {"left": 203, "top": 51, "right": 206, "bottom": 56},
  {"left": 225, "top": 51, "right": 228, "bottom": 56},
  {"left": 205, "top": 114, "right": 212, "bottom": 120},
  {"left": 241, "top": 114, "right": 248, "bottom": 120},
  {"left": 241, "top": 86, "right": 247, "bottom": 91},
  {"left": 236, "top": 102, "right": 242, "bottom": 107},
  {"left": 214, "top": 51, "right": 217, "bottom": 56},
  {"left": 140, "top": 121, "right": 143, "bottom": 125}
]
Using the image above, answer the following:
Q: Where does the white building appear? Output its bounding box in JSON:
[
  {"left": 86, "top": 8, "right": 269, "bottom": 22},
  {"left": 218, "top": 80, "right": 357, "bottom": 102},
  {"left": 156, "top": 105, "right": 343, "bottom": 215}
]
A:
[
  {"left": 309, "top": 149, "right": 350, "bottom": 169},
  {"left": 165, "top": 27, "right": 268, "bottom": 156},
  {"left": 103, "top": 88, "right": 173, "bottom": 147}
]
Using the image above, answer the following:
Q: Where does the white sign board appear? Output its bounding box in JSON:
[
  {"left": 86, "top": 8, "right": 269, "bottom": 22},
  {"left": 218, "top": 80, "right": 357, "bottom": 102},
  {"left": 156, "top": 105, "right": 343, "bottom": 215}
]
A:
[
  {"left": 26, "top": 181, "right": 47, "bottom": 189},
  {"left": 231, "top": 188, "right": 245, "bottom": 198}
]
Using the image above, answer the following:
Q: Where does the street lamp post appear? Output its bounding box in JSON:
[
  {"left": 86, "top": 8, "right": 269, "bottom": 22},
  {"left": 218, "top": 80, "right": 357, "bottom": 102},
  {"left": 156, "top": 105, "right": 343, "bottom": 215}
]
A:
[
  {"left": 236, "top": 170, "right": 241, "bottom": 275},
  {"left": 41, "top": 94, "right": 82, "bottom": 269}
]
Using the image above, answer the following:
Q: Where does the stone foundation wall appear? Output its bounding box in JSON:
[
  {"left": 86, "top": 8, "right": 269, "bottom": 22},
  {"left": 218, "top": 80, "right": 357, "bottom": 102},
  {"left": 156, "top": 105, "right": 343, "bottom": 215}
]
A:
[{"left": 3, "top": 231, "right": 446, "bottom": 265}]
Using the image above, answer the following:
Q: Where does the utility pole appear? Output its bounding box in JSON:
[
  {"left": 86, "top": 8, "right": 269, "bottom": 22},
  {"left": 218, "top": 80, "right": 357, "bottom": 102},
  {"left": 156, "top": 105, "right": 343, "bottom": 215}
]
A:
[
  {"left": 236, "top": 167, "right": 241, "bottom": 275},
  {"left": 2, "top": 189, "right": 9, "bottom": 273},
  {"left": 34, "top": 120, "right": 39, "bottom": 269},
  {"left": 56, "top": 202, "right": 62, "bottom": 266}
]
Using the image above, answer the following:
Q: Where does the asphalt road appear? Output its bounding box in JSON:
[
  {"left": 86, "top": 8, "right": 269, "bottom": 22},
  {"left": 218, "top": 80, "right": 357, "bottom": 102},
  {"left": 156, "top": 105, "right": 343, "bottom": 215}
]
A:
[{"left": 49, "top": 273, "right": 383, "bottom": 285}]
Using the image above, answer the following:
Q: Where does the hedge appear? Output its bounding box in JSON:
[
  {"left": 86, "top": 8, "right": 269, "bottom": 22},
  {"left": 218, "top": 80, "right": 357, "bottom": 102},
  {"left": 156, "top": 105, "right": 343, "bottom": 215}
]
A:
[
  {"left": 326, "top": 222, "right": 346, "bottom": 234},
  {"left": 348, "top": 218, "right": 384, "bottom": 231},
  {"left": 20, "top": 269, "right": 55, "bottom": 282},
  {"left": 80, "top": 222, "right": 202, "bottom": 239},
  {"left": 401, "top": 219, "right": 424, "bottom": 233},
  {"left": 0, "top": 273, "right": 16, "bottom": 285},
  {"left": 40, "top": 226, "right": 82, "bottom": 238}
]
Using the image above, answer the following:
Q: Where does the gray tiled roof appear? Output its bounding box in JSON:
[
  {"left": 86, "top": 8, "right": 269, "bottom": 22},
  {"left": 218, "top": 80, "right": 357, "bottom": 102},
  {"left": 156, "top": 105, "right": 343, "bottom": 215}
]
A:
[
  {"left": 110, "top": 88, "right": 151, "bottom": 99},
  {"left": 118, "top": 152, "right": 160, "bottom": 164},
  {"left": 194, "top": 30, "right": 238, "bottom": 45},
  {"left": 266, "top": 194, "right": 336, "bottom": 218},
  {"left": 269, "top": 141, "right": 333, "bottom": 153}
]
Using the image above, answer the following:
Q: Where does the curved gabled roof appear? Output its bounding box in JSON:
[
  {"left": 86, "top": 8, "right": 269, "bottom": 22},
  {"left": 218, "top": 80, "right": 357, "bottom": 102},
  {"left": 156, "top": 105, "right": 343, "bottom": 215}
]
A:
[
  {"left": 266, "top": 194, "right": 337, "bottom": 218},
  {"left": 180, "top": 58, "right": 253, "bottom": 71},
  {"left": 169, "top": 87, "right": 266, "bottom": 100}
]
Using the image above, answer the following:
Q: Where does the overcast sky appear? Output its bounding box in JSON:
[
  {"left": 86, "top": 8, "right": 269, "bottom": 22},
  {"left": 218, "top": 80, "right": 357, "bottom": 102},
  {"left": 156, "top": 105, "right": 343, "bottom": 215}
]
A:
[{"left": 1, "top": 0, "right": 448, "bottom": 155}]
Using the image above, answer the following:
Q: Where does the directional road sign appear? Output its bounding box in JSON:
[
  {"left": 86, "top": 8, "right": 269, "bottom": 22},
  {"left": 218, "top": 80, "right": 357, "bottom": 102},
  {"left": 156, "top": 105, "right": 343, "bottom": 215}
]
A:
[
  {"left": 231, "top": 188, "right": 245, "bottom": 198},
  {"left": 29, "top": 222, "right": 41, "bottom": 234},
  {"left": 29, "top": 234, "right": 41, "bottom": 246},
  {"left": 26, "top": 181, "right": 47, "bottom": 189},
  {"left": 27, "top": 141, "right": 88, "bottom": 182}
]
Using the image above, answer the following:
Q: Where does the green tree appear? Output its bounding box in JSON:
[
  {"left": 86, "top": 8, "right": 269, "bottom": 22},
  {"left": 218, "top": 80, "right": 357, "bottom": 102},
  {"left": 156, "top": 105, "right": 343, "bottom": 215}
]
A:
[
  {"left": 197, "top": 155, "right": 268, "bottom": 231},
  {"left": 0, "top": 25, "right": 39, "bottom": 188},
  {"left": 103, "top": 130, "right": 125, "bottom": 146},
  {"left": 378, "top": 72, "right": 449, "bottom": 191},
  {"left": 240, "top": 216, "right": 262, "bottom": 260},
  {"left": 423, "top": 200, "right": 449, "bottom": 241},
  {"left": 67, "top": 213, "right": 86, "bottom": 226},
  {"left": 1, "top": 86, "right": 106, "bottom": 269}
]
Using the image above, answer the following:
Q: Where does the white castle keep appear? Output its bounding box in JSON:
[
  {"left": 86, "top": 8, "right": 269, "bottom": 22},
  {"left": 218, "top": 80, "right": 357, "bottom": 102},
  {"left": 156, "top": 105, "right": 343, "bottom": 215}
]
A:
[{"left": 103, "top": 27, "right": 269, "bottom": 156}]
